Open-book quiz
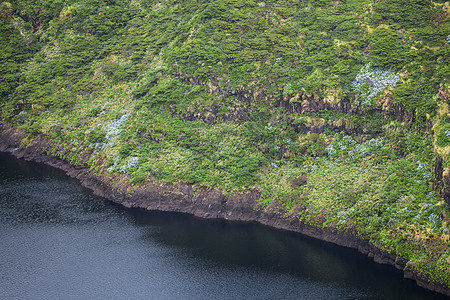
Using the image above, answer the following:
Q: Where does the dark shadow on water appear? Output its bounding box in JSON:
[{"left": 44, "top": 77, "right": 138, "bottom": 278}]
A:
[
  {"left": 1, "top": 151, "right": 447, "bottom": 299},
  {"left": 124, "top": 207, "right": 447, "bottom": 300}
]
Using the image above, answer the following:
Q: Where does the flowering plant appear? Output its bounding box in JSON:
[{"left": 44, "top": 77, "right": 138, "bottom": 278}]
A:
[{"left": 351, "top": 62, "right": 400, "bottom": 106}]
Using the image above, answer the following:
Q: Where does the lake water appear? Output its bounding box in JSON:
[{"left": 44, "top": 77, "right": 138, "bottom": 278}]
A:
[{"left": 0, "top": 152, "right": 446, "bottom": 299}]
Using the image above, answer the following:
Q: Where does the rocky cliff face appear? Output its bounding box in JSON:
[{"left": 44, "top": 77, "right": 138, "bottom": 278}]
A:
[
  {"left": 433, "top": 155, "right": 450, "bottom": 207},
  {"left": 1, "top": 127, "right": 449, "bottom": 297},
  {"left": 173, "top": 83, "right": 409, "bottom": 138}
]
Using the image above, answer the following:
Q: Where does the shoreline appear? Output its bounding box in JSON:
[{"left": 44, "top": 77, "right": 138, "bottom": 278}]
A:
[{"left": 1, "top": 127, "right": 449, "bottom": 296}]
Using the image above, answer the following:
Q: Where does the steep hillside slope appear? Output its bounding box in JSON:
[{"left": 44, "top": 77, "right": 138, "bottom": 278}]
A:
[{"left": 1, "top": 0, "right": 450, "bottom": 293}]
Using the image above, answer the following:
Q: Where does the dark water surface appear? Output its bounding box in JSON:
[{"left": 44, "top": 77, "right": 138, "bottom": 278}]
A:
[{"left": 0, "top": 152, "right": 446, "bottom": 300}]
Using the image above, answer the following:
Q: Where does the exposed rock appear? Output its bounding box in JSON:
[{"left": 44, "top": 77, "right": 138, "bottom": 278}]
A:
[
  {"left": 205, "top": 112, "right": 216, "bottom": 124},
  {"left": 0, "top": 127, "right": 449, "bottom": 297},
  {"left": 290, "top": 176, "right": 307, "bottom": 188},
  {"left": 435, "top": 156, "right": 443, "bottom": 192},
  {"left": 444, "top": 175, "right": 450, "bottom": 206}
]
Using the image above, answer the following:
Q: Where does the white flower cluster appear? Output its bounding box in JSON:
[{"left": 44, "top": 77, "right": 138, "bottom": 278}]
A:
[
  {"left": 326, "top": 145, "right": 337, "bottom": 156},
  {"left": 325, "top": 161, "right": 334, "bottom": 169},
  {"left": 413, "top": 213, "right": 421, "bottom": 224},
  {"left": 337, "top": 208, "right": 355, "bottom": 225},
  {"left": 445, "top": 130, "right": 450, "bottom": 137},
  {"left": 120, "top": 157, "right": 139, "bottom": 173},
  {"left": 258, "top": 2, "right": 265, "bottom": 8},
  {"left": 438, "top": 251, "right": 449, "bottom": 265},
  {"left": 105, "top": 114, "right": 130, "bottom": 141},
  {"left": 401, "top": 195, "right": 414, "bottom": 203},
  {"left": 379, "top": 231, "right": 388, "bottom": 243},
  {"left": 100, "top": 102, "right": 111, "bottom": 114},
  {"left": 429, "top": 213, "right": 441, "bottom": 232},
  {"left": 423, "top": 203, "right": 434, "bottom": 211},
  {"left": 342, "top": 135, "right": 356, "bottom": 145},
  {"left": 389, "top": 204, "right": 411, "bottom": 223},
  {"left": 107, "top": 156, "right": 120, "bottom": 173},
  {"left": 264, "top": 125, "right": 273, "bottom": 131},
  {"left": 447, "top": 34, "right": 450, "bottom": 44},
  {"left": 328, "top": 136, "right": 383, "bottom": 159},
  {"left": 283, "top": 83, "right": 291, "bottom": 95},
  {"left": 90, "top": 142, "right": 104, "bottom": 151},
  {"left": 283, "top": 138, "right": 291, "bottom": 144},
  {"left": 356, "top": 137, "right": 384, "bottom": 156},
  {"left": 336, "top": 135, "right": 356, "bottom": 151},
  {"left": 412, "top": 203, "right": 444, "bottom": 232},
  {"left": 310, "top": 165, "right": 318, "bottom": 172},
  {"left": 416, "top": 163, "right": 433, "bottom": 182},
  {"left": 396, "top": 206, "right": 409, "bottom": 216},
  {"left": 271, "top": 161, "right": 279, "bottom": 169},
  {"left": 366, "top": 137, "right": 384, "bottom": 148},
  {"left": 346, "top": 152, "right": 355, "bottom": 161},
  {"left": 351, "top": 62, "right": 400, "bottom": 106},
  {"left": 354, "top": 144, "right": 369, "bottom": 156}
]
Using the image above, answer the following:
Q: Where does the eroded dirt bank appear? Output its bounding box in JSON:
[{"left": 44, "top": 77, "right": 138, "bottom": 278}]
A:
[{"left": 0, "top": 127, "right": 448, "bottom": 296}]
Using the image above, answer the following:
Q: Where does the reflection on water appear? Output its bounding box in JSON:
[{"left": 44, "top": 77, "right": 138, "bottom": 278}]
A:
[{"left": 0, "top": 152, "right": 446, "bottom": 299}]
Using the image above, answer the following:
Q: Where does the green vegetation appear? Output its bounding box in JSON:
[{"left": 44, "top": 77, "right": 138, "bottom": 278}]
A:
[{"left": 1, "top": 0, "right": 450, "bottom": 291}]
